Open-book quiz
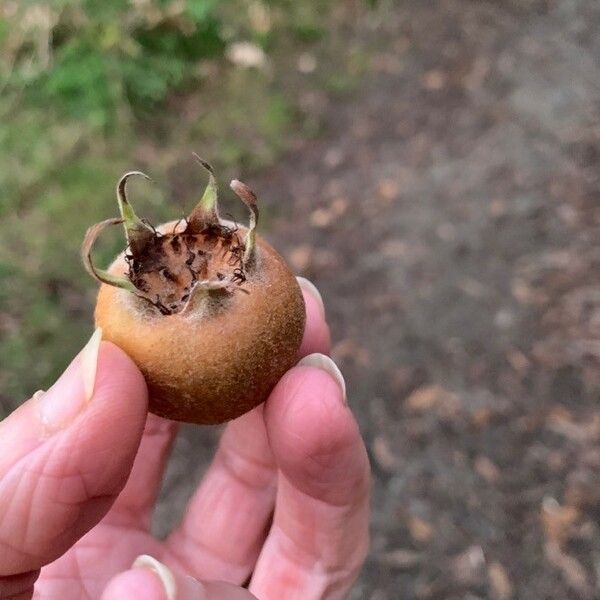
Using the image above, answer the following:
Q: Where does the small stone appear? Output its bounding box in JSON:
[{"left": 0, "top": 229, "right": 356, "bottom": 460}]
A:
[{"left": 226, "top": 42, "right": 267, "bottom": 68}]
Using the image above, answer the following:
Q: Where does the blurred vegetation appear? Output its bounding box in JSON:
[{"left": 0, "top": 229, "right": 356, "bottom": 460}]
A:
[{"left": 0, "top": 0, "right": 340, "bottom": 408}]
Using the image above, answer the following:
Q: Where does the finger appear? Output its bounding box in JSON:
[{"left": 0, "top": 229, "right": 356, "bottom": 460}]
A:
[
  {"left": 0, "top": 330, "right": 148, "bottom": 576},
  {"left": 102, "top": 555, "right": 257, "bottom": 600},
  {"left": 163, "top": 279, "right": 330, "bottom": 584},
  {"left": 101, "top": 568, "right": 165, "bottom": 600},
  {"left": 164, "top": 405, "right": 276, "bottom": 583},
  {"left": 250, "top": 356, "right": 370, "bottom": 600}
]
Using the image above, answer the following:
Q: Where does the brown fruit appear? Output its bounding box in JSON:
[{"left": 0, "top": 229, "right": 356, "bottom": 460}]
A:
[{"left": 82, "top": 158, "right": 305, "bottom": 424}]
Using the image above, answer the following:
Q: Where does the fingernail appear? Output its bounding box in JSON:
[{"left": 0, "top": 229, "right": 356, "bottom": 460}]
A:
[
  {"left": 297, "top": 353, "right": 346, "bottom": 404},
  {"left": 82, "top": 327, "right": 102, "bottom": 401},
  {"left": 132, "top": 555, "right": 177, "bottom": 600},
  {"left": 296, "top": 276, "right": 325, "bottom": 317},
  {"left": 36, "top": 328, "right": 102, "bottom": 431}
]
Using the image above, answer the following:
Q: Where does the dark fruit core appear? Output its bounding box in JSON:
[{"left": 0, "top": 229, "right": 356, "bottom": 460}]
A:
[{"left": 126, "top": 221, "right": 247, "bottom": 315}]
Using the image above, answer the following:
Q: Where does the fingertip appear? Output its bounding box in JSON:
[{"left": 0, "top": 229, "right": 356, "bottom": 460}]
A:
[
  {"left": 299, "top": 289, "right": 331, "bottom": 357},
  {"left": 266, "top": 365, "right": 352, "bottom": 459},
  {"left": 78, "top": 340, "right": 149, "bottom": 459},
  {"left": 102, "top": 568, "right": 167, "bottom": 600},
  {"left": 103, "top": 563, "right": 256, "bottom": 600},
  {"left": 95, "top": 341, "right": 148, "bottom": 411},
  {"left": 297, "top": 353, "right": 346, "bottom": 403}
]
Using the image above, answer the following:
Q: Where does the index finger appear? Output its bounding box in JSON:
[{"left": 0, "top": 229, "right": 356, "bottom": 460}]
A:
[{"left": 250, "top": 360, "right": 371, "bottom": 599}]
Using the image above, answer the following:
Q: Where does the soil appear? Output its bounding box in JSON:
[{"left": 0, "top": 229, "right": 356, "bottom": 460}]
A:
[{"left": 155, "top": 1, "right": 600, "bottom": 598}]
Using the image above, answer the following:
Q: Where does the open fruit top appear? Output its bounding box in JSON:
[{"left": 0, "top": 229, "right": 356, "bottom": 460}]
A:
[
  {"left": 82, "top": 156, "right": 259, "bottom": 316},
  {"left": 125, "top": 221, "right": 247, "bottom": 315}
]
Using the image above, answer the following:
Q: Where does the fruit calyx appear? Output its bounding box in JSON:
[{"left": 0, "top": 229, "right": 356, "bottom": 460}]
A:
[{"left": 82, "top": 157, "right": 260, "bottom": 316}]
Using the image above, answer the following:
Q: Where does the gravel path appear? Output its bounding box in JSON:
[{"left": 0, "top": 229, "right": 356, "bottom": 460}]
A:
[{"left": 158, "top": 2, "right": 600, "bottom": 598}]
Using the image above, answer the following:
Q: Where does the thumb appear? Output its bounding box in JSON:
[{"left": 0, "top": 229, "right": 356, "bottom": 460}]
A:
[
  {"left": 0, "top": 328, "right": 148, "bottom": 577},
  {"left": 102, "top": 555, "right": 256, "bottom": 600}
]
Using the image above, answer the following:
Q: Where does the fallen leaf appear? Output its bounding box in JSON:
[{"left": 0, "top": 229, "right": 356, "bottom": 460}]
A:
[
  {"left": 377, "top": 179, "right": 400, "bottom": 203},
  {"left": 408, "top": 516, "right": 434, "bottom": 543},
  {"left": 544, "top": 542, "right": 590, "bottom": 595},
  {"left": 474, "top": 456, "right": 501, "bottom": 484},
  {"left": 379, "top": 238, "right": 409, "bottom": 258},
  {"left": 488, "top": 561, "right": 513, "bottom": 600},
  {"left": 422, "top": 69, "right": 447, "bottom": 90},
  {"left": 405, "top": 385, "right": 444, "bottom": 411},
  {"left": 310, "top": 197, "right": 349, "bottom": 228},
  {"left": 372, "top": 436, "right": 398, "bottom": 471},
  {"left": 541, "top": 497, "right": 579, "bottom": 545},
  {"left": 378, "top": 549, "right": 423, "bottom": 569},
  {"left": 471, "top": 407, "right": 493, "bottom": 430},
  {"left": 332, "top": 337, "right": 371, "bottom": 367},
  {"left": 511, "top": 278, "right": 545, "bottom": 305},
  {"left": 324, "top": 147, "right": 344, "bottom": 168},
  {"left": 506, "top": 349, "right": 530, "bottom": 375},
  {"left": 546, "top": 408, "right": 600, "bottom": 443},
  {"left": 452, "top": 545, "right": 485, "bottom": 584},
  {"left": 404, "top": 384, "right": 460, "bottom": 417},
  {"left": 310, "top": 207, "right": 334, "bottom": 228},
  {"left": 288, "top": 244, "right": 313, "bottom": 272}
]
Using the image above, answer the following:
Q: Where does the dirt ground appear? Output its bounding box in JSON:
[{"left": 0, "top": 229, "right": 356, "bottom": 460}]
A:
[{"left": 155, "top": 2, "right": 599, "bottom": 598}]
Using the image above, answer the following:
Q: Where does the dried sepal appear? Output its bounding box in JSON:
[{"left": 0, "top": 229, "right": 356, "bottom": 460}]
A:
[
  {"left": 230, "top": 179, "right": 259, "bottom": 268},
  {"left": 82, "top": 218, "right": 138, "bottom": 293},
  {"left": 84, "top": 163, "right": 258, "bottom": 319},
  {"left": 187, "top": 154, "right": 219, "bottom": 232},
  {"left": 180, "top": 278, "right": 231, "bottom": 315},
  {"left": 116, "top": 171, "right": 155, "bottom": 256}
]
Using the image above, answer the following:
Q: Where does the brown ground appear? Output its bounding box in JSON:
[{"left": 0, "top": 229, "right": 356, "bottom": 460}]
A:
[{"left": 156, "top": 1, "right": 600, "bottom": 598}]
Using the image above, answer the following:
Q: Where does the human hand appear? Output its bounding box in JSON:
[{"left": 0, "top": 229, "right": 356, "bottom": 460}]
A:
[{"left": 0, "top": 278, "right": 370, "bottom": 600}]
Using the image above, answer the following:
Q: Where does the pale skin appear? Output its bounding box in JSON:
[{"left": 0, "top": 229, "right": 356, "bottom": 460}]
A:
[{"left": 0, "top": 287, "right": 371, "bottom": 599}]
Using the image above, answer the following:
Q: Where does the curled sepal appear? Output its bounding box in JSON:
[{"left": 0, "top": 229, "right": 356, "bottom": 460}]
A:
[
  {"left": 116, "top": 171, "right": 155, "bottom": 256},
  {"left": 82, "top": 218, "right": 138, "bottom": 293},
  {"left": 181, "top": 278, "right": 231, "bottom": 315},
  {"left": 187, "top": 154, "right": 219, "bottom": 232},
  {"left": 230, "top": 179, "right": 259, "bottom": 268}
]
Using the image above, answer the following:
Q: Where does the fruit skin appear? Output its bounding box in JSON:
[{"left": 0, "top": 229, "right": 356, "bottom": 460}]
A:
[{"left": 95, "top": 222, "right": 305, "bottom": 425}]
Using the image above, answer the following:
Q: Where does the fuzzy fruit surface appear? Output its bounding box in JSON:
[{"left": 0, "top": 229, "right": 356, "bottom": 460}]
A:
[{"left": 95, "top": 221, "right": 305, "bottom": 424}]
